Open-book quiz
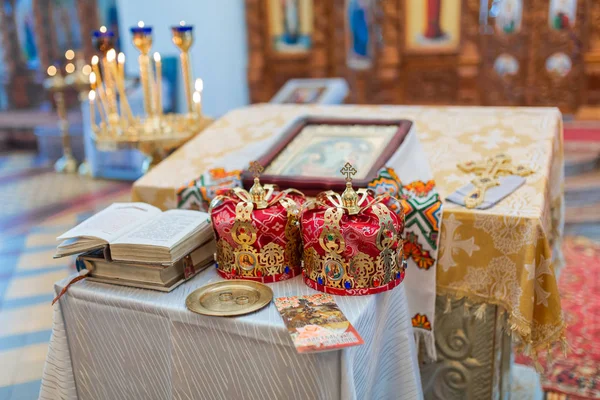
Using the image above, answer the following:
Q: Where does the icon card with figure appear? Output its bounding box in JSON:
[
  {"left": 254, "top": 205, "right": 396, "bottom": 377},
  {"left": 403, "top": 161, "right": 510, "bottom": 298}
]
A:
[
  {"left": 241, "top": 117, "right": 412, "bottom": 196},
  {"left": 274, "top": 293, "right": 364, "bottom": 353}
]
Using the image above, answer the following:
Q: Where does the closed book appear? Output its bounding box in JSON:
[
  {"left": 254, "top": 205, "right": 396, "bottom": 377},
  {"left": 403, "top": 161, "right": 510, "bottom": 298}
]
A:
[{"left": 77, "top": 239, "right": 216, "bottom": 292}]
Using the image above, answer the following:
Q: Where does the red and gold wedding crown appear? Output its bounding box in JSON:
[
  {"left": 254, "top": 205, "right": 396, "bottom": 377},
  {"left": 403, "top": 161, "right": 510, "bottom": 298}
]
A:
[
  {"left": 300, "top": 162, "right": 406, "bottom": 295},
  {"left": 209, "top": 161, "right": 305, "bottom": 283}
]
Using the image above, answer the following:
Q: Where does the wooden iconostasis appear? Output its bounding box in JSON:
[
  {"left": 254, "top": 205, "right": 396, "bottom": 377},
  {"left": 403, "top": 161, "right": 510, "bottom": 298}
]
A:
[{"left": 246, "top": 0, "right": 600, "bottom": 114}]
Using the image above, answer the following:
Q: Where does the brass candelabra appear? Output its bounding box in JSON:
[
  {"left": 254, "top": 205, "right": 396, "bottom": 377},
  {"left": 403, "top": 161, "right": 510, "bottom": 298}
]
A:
[{"left": 88, "top": 22, "right": 210, "bottom": 172}]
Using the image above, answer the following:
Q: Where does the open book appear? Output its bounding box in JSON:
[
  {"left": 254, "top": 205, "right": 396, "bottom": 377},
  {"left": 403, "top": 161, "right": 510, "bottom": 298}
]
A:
[{"left": 55, "top": 202, "right": 213, "bottom": 264}]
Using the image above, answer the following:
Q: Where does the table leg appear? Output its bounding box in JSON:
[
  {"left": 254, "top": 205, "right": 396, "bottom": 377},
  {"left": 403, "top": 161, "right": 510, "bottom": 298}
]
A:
[{"left": 420, "top": 296, "right": 512, "bottom": 400}]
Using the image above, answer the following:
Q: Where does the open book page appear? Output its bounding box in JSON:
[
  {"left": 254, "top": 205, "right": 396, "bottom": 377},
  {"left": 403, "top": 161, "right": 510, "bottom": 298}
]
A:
[
  {"left": 57, "top": 203, "right": 162, "bottom": 243},
  {"left": 111, "top": 209, "right": 210, "bottom": 249}
]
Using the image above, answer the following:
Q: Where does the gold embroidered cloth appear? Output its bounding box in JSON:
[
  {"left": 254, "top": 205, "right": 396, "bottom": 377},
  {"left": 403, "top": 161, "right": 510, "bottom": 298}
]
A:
[{"left": 132, "top": 105, "right": 565, "bottom": 351}]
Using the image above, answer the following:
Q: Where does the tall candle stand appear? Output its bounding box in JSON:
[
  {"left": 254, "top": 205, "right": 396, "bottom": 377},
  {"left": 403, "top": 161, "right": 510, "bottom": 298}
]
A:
[
  {"left": 65, "top": 55, "right": 93, "bottom": 175},
  {"left": 171, "top": 22, "right": 194, "bottom": 114},
  {"left": 44, "top": 66, "right": 78, "bottom": 174},
  {"left": 87, "top": 22, "right": 212, "bottom": 174},
  {"left": 131, "top": 22, "right": 154, "bottom": 117}
]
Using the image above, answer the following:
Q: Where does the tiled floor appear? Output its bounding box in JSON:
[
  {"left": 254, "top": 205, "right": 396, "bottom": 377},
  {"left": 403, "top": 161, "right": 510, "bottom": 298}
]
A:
[{"left": 0, "top": 152, "right": 129, "bottom": 400}]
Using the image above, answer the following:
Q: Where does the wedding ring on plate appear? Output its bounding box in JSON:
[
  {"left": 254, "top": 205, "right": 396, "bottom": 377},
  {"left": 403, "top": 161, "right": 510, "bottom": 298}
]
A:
[{"left": 186, "top": 280, "right": 273, "bottom": 317}]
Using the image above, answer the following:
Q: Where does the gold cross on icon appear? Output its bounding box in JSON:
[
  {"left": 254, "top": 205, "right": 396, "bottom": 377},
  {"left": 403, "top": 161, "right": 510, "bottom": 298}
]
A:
[{"left": 340, "top": 162, "right": 357, "bottom": 182}]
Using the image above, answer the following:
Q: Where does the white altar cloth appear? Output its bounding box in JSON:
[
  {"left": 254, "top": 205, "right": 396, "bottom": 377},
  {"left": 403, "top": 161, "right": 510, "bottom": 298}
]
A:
[{"left": 40, "top": 267, "right": 423, "bottom": 400}]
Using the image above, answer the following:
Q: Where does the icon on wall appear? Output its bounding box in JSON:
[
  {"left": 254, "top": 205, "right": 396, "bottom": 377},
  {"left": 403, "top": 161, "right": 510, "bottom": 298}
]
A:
[
  {"left": 268, "top": 0, "right": 313, "bottom": 53},
  {"left": 404, "top": 0, "right": 462, "bottom": 54},
  {"left": 495, "top": 0, "right": 523, "bottom": 34},
  {"left": 346, "top": 0, "right": 374, "bottom": 70},
  {"left": 494, "top": 53, "right": 519, "bottom": 77},
  {"left": 549, "top": 0, "right": 577, "bottom": 30},
  {"left": 546, "top": 52, "right": 572, "bottom": 78}
]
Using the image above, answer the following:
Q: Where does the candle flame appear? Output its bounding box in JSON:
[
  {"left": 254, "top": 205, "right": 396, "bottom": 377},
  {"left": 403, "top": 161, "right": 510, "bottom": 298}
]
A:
[
  {"left": 194, "top": 78, "right": 203, "bottom": 92},
  {"left": 89, "top": 72, "right": 97, "bottom": 84},
  {"left": 65, "top": 63, "right": 75, "bottom": 74},
  {"left": 65, "top": 49, "right": 75, "bottom": 60},
  {"left": 153, "top": 52, "right": 161, "bottom": 62},
  {"left": 47, "top": 65, "right": 57, "bottom": 77},
  {"left": 193, "top": 91, "right": 201, "bottom": 104},
  {"left": 91, "top": 55, "right": 99, "bottom": 66},
  {"left": 138, "top": 21, "right": 145, "bottom": 28},
  {"left": 89, "top": 90, "right": 96, "bottom": 101},
  {"left": 117, "top": 52, "right": 125, "bottom": 64},
  {"left": 180, "top": 20, "right": 186, "bottom": 26},
  {"left": 99, "top": 26, "right": 107, "bottom": 33},
  {"left": 82, "top": 65, "right": 92, "bottom": 75},
  {"left": 106, "top": 49, "right": 116, "bottom": 62}
]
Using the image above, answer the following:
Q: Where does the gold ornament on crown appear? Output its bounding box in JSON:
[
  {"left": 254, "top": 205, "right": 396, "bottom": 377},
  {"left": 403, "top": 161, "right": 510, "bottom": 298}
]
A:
[
  {"left": 210, "top": 161, "right": 304, "bottom": 278},
  {"left": 302, "top": 162, "right": 406, "bottom": 290},
  {"left": 87, "top": 22, "right": 211, "bottom": 172}
]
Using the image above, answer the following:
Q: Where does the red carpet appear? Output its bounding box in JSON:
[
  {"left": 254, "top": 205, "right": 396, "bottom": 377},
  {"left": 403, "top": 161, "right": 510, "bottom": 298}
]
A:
[
  {"left": 564, "top": 123, "right": 600, "bottom": 142},
  {"left": 517, "top": 237, "right": 600, "bottom": 399}
]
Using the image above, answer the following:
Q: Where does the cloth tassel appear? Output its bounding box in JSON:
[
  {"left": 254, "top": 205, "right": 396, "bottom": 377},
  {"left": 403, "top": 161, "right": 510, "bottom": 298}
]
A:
[
  {"left": 523, "top": 342, "right": 532, "bottom": 356},
  {"left": 463, "top": 301, "right": 470, "bottom": 317},
  {"left": 533, "top": 359, "right": 544, "bottom": 373},
  {"left": 560, "top": 337, "right": 569, "bottom": 357},
  {"left": 474, "top": 303, "right": 487, "bottom": 320},
  {"left": 532, "top": 352, "right": 544, "bottom": 373},
  {"left": 444, "top": 297, "right": 452, "bottom": 314},
  {"left": 546, "top": 346, "right": 553, "bottom": 365},
  {"left": 52, "top": 270, "right": 89, "bottom": 305},
  {"left": 414, "top": 329, "right": 437, "bottom": 362}
]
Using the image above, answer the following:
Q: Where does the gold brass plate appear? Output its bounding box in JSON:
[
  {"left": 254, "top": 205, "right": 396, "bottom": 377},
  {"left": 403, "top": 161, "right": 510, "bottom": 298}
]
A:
[{"left": 185, "top": 280, "right": 273, "bottom": 317}]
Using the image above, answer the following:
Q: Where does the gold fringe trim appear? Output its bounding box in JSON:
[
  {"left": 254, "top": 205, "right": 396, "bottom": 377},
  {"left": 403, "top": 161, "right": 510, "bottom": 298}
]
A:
[
  {"left": 444, "top": 297, "right": 452, "bottom": 314},
  {"left": 437, "top": 285, "right": 568, "bottom": 369},
  {"left": 474, "top": 303, "right": 487, "bottom": 321}
]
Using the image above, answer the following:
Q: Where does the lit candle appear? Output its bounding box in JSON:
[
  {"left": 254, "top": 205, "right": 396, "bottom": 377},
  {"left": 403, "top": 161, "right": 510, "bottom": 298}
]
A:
[
  {"left": 91, "top": 55, "right": 102, "bottom": 87},
  {"left": 194, "top": 78, "right": 203, "bottom": 93},
  {"left": 117, "top": 52, "right": 126, "bottom": 83},
  {"left": 130, "top": 21, "right": 154, "bottom": 116},
  {"left": 89, "top": 90, "right": 97, "bottom": 129},
  {"left": 105, "top": 49, "right": 119, "bottom": 117},
  {"left": 89, "top": 72, "right": 108, "bottom": 122},
  {"left": 193, "top": 91, "right": 202, "bottom": 117},
  {"left": 153, "top": 52, "right": 162, "bottom": 117}
]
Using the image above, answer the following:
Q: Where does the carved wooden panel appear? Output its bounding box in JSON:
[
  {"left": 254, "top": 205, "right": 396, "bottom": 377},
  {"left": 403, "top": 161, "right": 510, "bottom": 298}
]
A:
[
  {"left": 246, "top": 0, "right": 331, "bottom": 103},
  {"left": 420, "top": 296, "right": 512, "bottom": 400},
  {"left": 481, "top": 1, "right": 531, "bottom": 106},
  {"left": 530, "top": 0, "right": 585, "bottom": 112},
  {"left": 245, "top": 0, "right": 596, "bottom": 113}
]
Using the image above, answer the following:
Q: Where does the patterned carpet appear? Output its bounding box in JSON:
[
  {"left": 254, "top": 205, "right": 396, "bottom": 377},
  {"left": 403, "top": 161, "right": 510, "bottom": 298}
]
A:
[
  {"left": 0, "top": 152, "right": 129, "bottom": 399},
  {"left": 516, "top": 237, "right": 600, "bottom": 400}
]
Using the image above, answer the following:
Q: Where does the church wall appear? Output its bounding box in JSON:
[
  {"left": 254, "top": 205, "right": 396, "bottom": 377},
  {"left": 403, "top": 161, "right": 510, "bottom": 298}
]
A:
[{"left": 116, "top": 0, "right": 249, "bottom": 117}]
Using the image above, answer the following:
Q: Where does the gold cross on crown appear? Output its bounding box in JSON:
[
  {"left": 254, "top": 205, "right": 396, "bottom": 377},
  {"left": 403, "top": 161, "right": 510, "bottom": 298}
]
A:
[
  {"left": 340, "top": 162, "right": 357, "bottom": 182},
  {"left": 249, "top": 161, "right": 264, "bottom": 178}
]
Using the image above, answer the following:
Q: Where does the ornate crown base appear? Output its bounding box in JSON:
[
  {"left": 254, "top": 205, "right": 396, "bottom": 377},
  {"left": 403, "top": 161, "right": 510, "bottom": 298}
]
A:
[
  {"left": 215, "top": 263, "right": 301, "bottom": 283},
  {"left": 215, "top": 239, "right": 302, "bottom": 283},
  {"left": 303, "top": 265, "right": 406, "bottom": 296}
]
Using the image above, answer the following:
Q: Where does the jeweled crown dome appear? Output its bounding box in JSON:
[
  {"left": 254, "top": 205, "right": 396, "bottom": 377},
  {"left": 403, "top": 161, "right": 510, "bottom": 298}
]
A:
[
  {"left": 209, "top": 161, "right": 305, "bottom": 283},
  {"left": 300, "top": 162, "right": 406, "bottom": 295}
]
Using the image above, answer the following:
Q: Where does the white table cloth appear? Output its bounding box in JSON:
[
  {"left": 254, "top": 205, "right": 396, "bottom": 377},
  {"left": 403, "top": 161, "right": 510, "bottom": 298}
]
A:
[{"left": 40, "top": 267, "right": 423, "bottom": 400}]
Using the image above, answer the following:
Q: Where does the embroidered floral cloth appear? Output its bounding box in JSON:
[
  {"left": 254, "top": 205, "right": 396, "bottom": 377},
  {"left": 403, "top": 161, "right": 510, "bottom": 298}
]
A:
[{"left": 133, "top": 104, "right": 565, "bottom": 356}]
